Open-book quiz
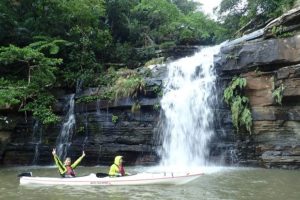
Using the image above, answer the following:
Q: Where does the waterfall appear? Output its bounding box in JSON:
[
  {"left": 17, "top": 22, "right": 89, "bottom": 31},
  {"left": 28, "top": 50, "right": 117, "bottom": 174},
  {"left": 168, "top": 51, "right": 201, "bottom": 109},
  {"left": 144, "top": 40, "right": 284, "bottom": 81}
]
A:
[
  {"left": 31, "top": 120, "right": 43, "bottom": 165},
  {"left": 56, "top": 94, "right": 76, "bottom": 159},
  {"left": 159, "top": 45, "right": 221, "bottom": 169},
  {"left": 96, "top": 99, "right": 101, "bottom": 116},
  {"left": 76, "top": 79, "right": 83, "bottom": 94}
]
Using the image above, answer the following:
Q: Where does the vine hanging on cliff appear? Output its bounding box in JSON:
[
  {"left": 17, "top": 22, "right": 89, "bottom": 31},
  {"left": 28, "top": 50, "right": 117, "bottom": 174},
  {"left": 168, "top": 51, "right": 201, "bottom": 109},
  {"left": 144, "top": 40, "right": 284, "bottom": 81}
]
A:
[
  {"left": 272, "top": 84, "right": 285, "bottom": 105},
  {"left": 224, "top": 76, "right": 252, "bottom": 133}
]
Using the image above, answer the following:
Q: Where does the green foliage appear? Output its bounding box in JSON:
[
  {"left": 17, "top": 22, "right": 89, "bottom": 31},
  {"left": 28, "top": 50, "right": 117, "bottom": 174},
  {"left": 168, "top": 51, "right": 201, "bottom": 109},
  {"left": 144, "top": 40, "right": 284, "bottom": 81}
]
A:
[
  {"left": 98, "top": 67, "right": 118, "bottom": 86},
  {"left": 56, "top": 0, "right": 111, "bottom": 88},
  {"left": 95, "top": 67, "right": 119, "bottom": 100},
  {"left": 96, "top": 67, "right": 146, "bottom": 102},
  {"left": 152, "top": 85, "right": 163, "bottom": 97},
  {"left": 134, "top": 46, "right": 157, "bottom": 63},
  {"left": 131, "top": 102, "right": 141, "bottom": 113},
  {"left": 230, "top": 96, "right": 252, "bottom": 133},
  {"left": 76, "top": 126, "right": 85, "bottom": 134},
  {"left": 76, "top": 95, "right": 100, "bottom": 104},
  {"left": 171, "top": 0, "right": 200, "bottom": 14},
  {"left": 271, "top": 26, "right": 284, "bottom": 36},
  {"left": 62, "top": 25, "right": 109, "bottom": 87},
  {"left": 0, "top": 78, "right": 25, "bottom": 106},
  {"left": 0, "top": 45, "right": 62, "bottom": 124},
  {"left": 113, "top": 76, "right": 145, "bottom": 99},
  {"left": 153, "top": 102, "right": 161, "bottom": 111},
  {"left": 241, "top": 107, "right": 252, "bottom": 132},
  {"left": 176, "top": 12, "right": 221, "bottom": 44},
  {"left": 106, "top": 0, "right": 139, "bottom": 42},
  {"left": 111, "top": 114, "right": 118, "bottom": 124},
  {"left": 0, "top": 0, "right": 110, "bottom": 88},
  {"left": 21, "top": 93, "right": 60, "bottom": 124},
  {"left": 278, "top": 31, "right": 296, "bottom": 38},
  {"left": 159, "top": 41, "right": 176, "bottom": 50},
  {"left": 272, "top": 84, "right": 285, "bottom": 105},
  {"left": 144, "top": 57, "right": 165, "bottom": 67},
  {"left": 226, "top": 54, "right": 239, "bottom": 60},
  {"left": 132, "top": 0, "right": 181, "bottom": 32},
  {"left": 0, "top": 0, "right": 229, "bottom": 124},
  {"left": 26, "top": 103, "right": 59, "bottom": 124},
  {"left": 217, "top": 0, "right": 297, "bottom": 37},
  {"left": 112, "top": 69, "right": 145, "bottom": 100},
  {"left": 140, "top": 67, "right": 152, "bottom": 77},
  {"left": 130, "top": 0, "right": 224, "bottom": 45},
  {"left": 28, "top": 36, "right": 72, "bottom": 55},
  {"left": 224, "top": 76, "right": 252, "bottom": 133},
  {"left": 224, "top": 76, "right": 247, "bottom": 104},
  {"left": 271, "top": 26, "right": 296, "bottom": 38},
  {"left": 0, "top": 45, "right": 62, "bottom": 86}
]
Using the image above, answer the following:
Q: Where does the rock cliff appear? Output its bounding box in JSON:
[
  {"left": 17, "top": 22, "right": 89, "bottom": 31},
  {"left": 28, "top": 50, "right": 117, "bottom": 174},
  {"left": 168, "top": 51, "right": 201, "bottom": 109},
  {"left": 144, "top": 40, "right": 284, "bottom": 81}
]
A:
[
  {"left": 0, "top": 64, "right": 167, "bottom": 166},
  {"left": 215, "top": 7, "right": 300, "bottom": 169}
]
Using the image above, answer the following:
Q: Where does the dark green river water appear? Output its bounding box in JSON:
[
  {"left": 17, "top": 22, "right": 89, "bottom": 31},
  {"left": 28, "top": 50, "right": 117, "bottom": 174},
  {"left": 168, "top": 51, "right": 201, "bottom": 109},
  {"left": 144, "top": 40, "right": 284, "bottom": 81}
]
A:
[{"left": 0, "top": 166, "right": 299, "bottom": 200}]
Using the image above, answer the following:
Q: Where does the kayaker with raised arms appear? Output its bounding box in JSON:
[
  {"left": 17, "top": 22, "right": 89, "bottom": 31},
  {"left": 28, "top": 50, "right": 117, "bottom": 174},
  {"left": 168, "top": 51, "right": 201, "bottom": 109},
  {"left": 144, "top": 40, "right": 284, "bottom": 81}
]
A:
[
  {"left": 109, "top": 155, "right": 127, "bottom": 177},
  {"left": 52, "top": 148, "right": 85, "bottom": 178}
]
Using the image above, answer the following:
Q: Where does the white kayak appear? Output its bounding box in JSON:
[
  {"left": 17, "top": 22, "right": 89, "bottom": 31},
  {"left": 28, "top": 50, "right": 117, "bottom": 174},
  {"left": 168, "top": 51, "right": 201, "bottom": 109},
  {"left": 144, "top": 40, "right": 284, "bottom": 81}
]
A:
[{"left": 20, "top": 172, "right": 203, "bottom": 186}]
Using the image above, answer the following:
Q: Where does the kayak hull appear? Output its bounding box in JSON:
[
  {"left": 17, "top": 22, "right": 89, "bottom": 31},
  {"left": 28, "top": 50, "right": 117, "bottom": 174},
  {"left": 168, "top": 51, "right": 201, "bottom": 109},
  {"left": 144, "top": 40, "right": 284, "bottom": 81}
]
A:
[{"left": 20, "top": 172, "right": 203, "bottom": 186}]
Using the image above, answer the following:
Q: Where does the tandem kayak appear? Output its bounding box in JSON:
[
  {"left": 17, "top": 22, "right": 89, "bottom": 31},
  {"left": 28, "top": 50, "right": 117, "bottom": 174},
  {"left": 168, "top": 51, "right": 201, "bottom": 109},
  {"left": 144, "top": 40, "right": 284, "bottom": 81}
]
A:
[{"left": 19, "top": 172, "right": 203, "bottom": 186}]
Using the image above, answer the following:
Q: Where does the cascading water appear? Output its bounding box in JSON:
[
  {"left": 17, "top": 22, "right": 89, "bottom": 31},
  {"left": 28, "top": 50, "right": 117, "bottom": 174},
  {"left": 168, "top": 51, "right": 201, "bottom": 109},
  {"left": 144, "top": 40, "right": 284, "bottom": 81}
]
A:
[
  {"left": 96, "top": 99, "right": 101, "bottom": 116},
  {"left": 31, "top": 120, "right": 43, "bottom": 165},
  {"left": 56, "top": 94, "right": 76, "bottom": 159},
  {"left": 159, "top": 45, "right": 221, "bottom": 169}
]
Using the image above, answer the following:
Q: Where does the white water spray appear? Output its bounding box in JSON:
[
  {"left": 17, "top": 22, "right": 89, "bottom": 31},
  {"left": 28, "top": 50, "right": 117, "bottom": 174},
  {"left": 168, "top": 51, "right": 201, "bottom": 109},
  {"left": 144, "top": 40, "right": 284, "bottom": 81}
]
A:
[
  {"left": 56, "top": 94, "right": 76, "bottom": 159},
  {"left": 159, "top": 45, "right": 221, "bottom": 170}
]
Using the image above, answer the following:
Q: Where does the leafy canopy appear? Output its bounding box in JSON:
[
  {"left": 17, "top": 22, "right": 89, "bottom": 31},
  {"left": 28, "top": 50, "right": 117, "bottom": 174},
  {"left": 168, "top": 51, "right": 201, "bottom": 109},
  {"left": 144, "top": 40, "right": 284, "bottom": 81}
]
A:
[
  {"left": 0, "top": 44, "right": 62, "bottom": 124},
  {"left": 0, "top": 0, "right": 228, "bottom": 123}
]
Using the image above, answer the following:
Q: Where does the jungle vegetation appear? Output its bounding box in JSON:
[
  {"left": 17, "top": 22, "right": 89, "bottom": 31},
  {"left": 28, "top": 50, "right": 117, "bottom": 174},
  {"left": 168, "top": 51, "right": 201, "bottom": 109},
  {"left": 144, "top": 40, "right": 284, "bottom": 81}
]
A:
[{"left": 0, "top": 0, "right": 297, "bottom": 124}]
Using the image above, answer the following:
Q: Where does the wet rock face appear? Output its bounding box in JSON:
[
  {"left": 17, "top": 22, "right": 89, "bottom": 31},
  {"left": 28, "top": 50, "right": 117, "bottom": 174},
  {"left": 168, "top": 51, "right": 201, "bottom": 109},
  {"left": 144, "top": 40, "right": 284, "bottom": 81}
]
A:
[
  {"left": 0, "top": 131, "right": 11, "bottom": 163},
  {"left": 160, "top": 45, "right": 201, "bottom": 59},
  {"left": 73, "top": 105, "right": 161, "bottom": 166},
  {"left": 0, "top": 64, "right": 165, "bottom": 166},
  {"left": 215, "top": 34, "right": 300, "bottom": 75},
  {"left": 1, "top": 100, "right": 161, "bottom": 166},
  {"left": 216, "top": 32, "right": 300, "bottom": 169}
]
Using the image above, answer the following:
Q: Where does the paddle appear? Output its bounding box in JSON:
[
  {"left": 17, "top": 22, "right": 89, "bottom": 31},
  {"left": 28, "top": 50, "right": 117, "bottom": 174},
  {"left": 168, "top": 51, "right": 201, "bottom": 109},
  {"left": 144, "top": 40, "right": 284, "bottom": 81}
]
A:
[
  {"left": 96, "top": 172, "right": 109, "bottom": 178},
  {"left": 17, "top": 172, "right": 32, "bottom": 177},
  {"left": 95, "top": 172, "right": 137, "bottom": 178}
]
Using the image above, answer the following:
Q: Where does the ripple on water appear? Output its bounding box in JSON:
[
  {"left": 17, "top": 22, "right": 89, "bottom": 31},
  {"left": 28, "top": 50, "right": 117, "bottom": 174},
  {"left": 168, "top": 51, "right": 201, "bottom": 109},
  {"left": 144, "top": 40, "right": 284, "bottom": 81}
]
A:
[{"left": 0, "top": 166, "right": 300, "bottom": 200}]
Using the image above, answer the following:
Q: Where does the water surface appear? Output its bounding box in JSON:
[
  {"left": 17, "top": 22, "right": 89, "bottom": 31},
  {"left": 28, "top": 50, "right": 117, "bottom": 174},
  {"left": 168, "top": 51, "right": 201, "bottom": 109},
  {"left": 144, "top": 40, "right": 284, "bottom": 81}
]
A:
[{"left": 0, "top": 166, "right": 299, "bottom": 200}]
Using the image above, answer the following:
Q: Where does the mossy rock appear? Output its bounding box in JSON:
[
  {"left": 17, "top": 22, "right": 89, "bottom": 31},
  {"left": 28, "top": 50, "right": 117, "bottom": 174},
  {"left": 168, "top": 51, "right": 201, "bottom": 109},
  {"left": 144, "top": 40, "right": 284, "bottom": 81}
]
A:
[{"left": 144, "top": 57, "right": 165, "bottom": 67}]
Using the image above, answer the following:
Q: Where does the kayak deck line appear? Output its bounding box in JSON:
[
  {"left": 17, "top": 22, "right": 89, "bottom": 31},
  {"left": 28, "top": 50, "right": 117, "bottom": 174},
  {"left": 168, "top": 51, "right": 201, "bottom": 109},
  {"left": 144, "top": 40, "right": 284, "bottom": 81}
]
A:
[
  {"left": 21, "top": 173, "right": 204, "bottom": 183},
  {"left": 20, "top": 172, "right": 204, "bottom": 186}
]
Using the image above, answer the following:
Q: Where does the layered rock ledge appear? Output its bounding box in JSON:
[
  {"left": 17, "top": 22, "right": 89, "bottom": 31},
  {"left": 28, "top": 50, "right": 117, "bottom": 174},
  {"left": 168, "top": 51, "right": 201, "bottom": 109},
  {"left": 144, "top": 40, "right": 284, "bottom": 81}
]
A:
[{"left": 215, "top": 7, "right": 300, "bottom": 169}]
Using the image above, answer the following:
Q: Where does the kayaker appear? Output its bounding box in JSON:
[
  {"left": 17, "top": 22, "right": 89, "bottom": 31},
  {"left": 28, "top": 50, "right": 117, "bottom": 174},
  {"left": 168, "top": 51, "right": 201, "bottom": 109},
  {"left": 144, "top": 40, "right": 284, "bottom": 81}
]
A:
[
  {"left": 108, "top": 155, "right": 127, "bottom": 177},
  {"left": 52, "top": 148, "right": 85, "bottom": 178}
]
